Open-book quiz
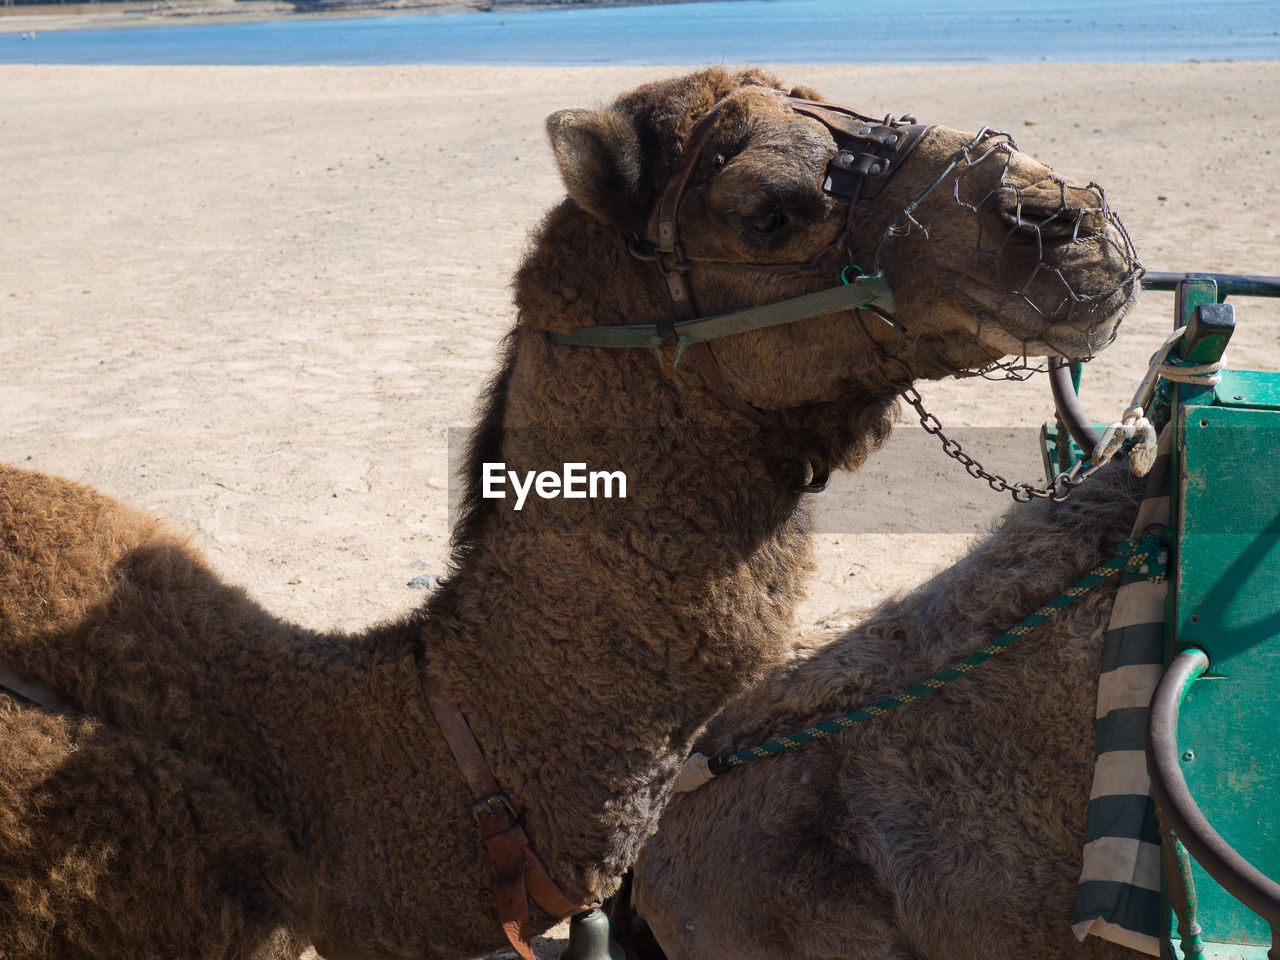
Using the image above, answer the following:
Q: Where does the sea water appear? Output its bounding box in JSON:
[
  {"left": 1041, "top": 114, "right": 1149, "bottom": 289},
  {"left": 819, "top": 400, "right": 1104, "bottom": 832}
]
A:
[{"left": 1, "top": 0, "right": 1278, "bottom": 65}]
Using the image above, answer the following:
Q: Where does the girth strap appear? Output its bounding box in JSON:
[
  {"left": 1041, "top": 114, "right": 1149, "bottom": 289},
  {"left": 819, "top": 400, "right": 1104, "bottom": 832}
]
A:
[{"left": 420, "top": 672, "right": 598, "bottom": 960}]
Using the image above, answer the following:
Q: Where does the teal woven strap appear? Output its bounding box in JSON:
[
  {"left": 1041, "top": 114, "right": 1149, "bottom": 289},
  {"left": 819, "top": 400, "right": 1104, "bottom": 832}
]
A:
[
  {"left": 707, "top": 532, "right": 1168, "bottom": 776},
  {"left": 548, "top": 272, "right": 895, "bottom": 350}
]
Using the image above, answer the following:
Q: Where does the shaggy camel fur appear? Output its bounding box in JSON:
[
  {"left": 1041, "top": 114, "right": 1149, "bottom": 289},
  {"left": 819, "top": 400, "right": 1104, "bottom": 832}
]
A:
[
  {"left": 1, "top": 67, "right": 1136, "bottom": 960},
  {"left": 633, "top": 464, "right": 1146, "bottom": 960}
]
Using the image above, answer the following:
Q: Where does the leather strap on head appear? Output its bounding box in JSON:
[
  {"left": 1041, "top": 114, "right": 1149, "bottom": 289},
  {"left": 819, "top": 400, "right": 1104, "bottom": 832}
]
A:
[
  {"left": 655, "top": 99, "right": 731, "bottom": 256},
  {"left": 651, "top": 99, "right": 767, "bottom": 421},
  {"left": 685, "top": 340, "right": 764, "bottom": 422},
  {"left": 786, "top": 99, "right": 933, "bottom": 203},
  {"left": 421, "top": 672, "right": 598, "bottom": 960},
  {"left": 635, "top": 94, "right": 926, "bottom": 427}
]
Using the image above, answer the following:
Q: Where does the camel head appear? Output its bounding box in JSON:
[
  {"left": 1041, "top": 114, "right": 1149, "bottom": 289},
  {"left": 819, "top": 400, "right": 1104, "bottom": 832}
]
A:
[{"left": 539, "top": 68, "right": 1140, "bottom": 411}]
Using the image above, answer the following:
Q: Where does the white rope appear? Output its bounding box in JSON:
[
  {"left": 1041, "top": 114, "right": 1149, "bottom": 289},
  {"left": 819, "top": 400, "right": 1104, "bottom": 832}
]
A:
[
  {"left": 673, "top": 753, "right": 713, "bottom": 794},
  {"left": 1092, "top": 327, "right": 1226, "bottom": 478}
]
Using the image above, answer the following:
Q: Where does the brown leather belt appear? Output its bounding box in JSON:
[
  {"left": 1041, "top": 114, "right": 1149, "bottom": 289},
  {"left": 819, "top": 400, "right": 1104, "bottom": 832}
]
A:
[{"left": 420, "top": 671, "right": 598, "bottom": 960}]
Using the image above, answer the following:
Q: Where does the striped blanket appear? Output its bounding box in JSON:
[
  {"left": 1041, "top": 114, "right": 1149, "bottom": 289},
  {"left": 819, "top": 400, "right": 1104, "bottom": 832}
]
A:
[{"left": 1071, "top": 430, "right": 1172, "bottom": 954}]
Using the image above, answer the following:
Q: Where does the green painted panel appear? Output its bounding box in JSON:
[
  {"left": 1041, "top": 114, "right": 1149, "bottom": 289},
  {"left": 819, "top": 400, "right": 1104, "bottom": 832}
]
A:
[
  {"left": 1216, "top": 370, "right": 1280, "bottom": 411},
  {"left": 1175, "top": 403, "right": 1280, "bottom": 947},
  {"left": 1172, "top": 939, "right": 1273, "bottom": 960},
  {"left": 1038, "top": 420, "right": 1107, "bottom": 481}
]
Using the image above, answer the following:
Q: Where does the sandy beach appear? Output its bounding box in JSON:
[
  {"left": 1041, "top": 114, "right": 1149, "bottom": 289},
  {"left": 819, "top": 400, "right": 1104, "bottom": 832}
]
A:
[
  {"left": 5, "top": 60, "right": 1279, "bottom": 639},
  {"left": 2, "top": 59, "right": 1280, "bottom": 956}
]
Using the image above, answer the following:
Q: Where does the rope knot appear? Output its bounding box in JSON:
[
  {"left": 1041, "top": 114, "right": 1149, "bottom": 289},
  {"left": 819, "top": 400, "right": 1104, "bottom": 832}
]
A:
[
  {"left": 1094, "top": 404, "right": 1158, "bottom": 477},
  {"left": 1117, "top": 531, "right": 1169, "bottom": 582},
  {"left": 1088, "top": 326, "right": 1227, "bottom": 480}
]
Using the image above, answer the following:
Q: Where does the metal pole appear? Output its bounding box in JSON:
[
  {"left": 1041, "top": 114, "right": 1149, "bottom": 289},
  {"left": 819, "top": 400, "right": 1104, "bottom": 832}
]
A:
[
  {"left": 1148, "top": 648, "right": 1280, "bottom": 930},
  {"left": 1142, "top": 272, "right": 1280, "bottom": 299}
]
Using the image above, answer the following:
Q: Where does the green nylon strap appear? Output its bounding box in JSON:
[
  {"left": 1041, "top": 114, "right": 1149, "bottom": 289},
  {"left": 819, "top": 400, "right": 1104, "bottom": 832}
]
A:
[
  {"left": 706, "top": 532, "right": 1168, "bottom": 776},
  {"left": 547, "top": 272, "right": 895, "bottom": 352}
]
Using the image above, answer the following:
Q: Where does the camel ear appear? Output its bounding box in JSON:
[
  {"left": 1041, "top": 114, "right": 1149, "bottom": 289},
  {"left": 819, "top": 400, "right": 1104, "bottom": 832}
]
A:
[{"left": 546, "top": 108, "right": 648, "bottom": 233}]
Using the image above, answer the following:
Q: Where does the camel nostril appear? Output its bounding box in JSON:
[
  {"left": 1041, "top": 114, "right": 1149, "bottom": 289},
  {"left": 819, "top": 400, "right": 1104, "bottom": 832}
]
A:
[
  {"left": 997, "top": 203, "right": 1082, "bottom": 239},
  {"left": 995, "top": 179, "right": 1105, "bottom": 241}
]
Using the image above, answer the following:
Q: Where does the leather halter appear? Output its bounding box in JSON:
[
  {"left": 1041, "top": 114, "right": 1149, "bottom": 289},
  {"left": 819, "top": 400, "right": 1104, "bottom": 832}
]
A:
[
  {"left": 421, "top": 671, "right": 598, "bottom": 960},
  {"left": 646, "top": 93, "right": 930, "bottom": 347},
  {"left": 552, "top": 92, "right": 932, "bottom": 435}
]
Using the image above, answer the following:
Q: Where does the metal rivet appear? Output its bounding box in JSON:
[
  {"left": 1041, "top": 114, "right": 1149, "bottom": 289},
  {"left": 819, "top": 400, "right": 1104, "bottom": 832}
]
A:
[
  {"left": 867, "top": 163, "right": 882, "bottom": 175},
  {"left": 858, "top": 126, "right": 871, "bottom": 135},
  {"left": 885, "top": 133, "right": 898, "bottom": 144},
  {"left": 1200, "top": 418, "right": 1209, "bottom": 427},
  {"left": 1234, "top": 395, "right": 1244, "bottom": 401},
  {"left": 1182, "top": 750, "right": 1195, "bottom": 762}
]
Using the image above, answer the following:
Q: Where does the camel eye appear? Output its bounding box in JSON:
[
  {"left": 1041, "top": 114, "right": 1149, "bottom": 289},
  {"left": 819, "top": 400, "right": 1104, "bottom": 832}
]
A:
[{"left": 744, "top": 206, "right": 788, "bottom": 237}]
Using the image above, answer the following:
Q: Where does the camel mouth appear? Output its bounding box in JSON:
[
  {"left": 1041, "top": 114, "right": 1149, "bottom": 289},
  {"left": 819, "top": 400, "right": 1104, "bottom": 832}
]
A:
[
  {"left": 894, "top": 205, "right": 1142, "bottom": 376},
  {"left": 985, "top": 286, "right": 1135, "bottom": 359},
  {"left": 883, "top": 205, "right": 1142, "bottom": 376},
  {"left": 953, "top": 261, "right": 1140, "bottom": 362},
  {"left": 870, "top": 129, "right": 1143, "bottom": 377},
  {"left": 998, "top": 208, "right": 1080, "bottom": 239}
]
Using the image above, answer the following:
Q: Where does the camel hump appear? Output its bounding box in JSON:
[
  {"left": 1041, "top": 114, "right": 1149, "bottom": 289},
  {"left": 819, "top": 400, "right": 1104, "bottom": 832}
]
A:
[{"left": 0, "top": 464, "right": 185, "bottom": 646}]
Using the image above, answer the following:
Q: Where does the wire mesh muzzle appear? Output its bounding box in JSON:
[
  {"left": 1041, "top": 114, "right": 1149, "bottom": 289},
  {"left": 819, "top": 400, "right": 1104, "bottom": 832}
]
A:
[{"left": 865, "top": 128, "right": 1143, "bottom": 382}]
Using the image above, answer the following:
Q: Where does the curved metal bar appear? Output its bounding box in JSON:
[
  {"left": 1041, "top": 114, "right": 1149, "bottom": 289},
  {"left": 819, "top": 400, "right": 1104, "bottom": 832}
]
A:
[
  {"left": 1047, "top": 267, "right": 1276, "bottom": 467},
  {"left": 1049, "top": 357, "right": 1102, "bottom": 454},
  {"left": 1147, "top": 647, "right": 1280, "bottom": 929},
  {"left": 1142, "top": 272, "right": 1280, "bottom": 298}
]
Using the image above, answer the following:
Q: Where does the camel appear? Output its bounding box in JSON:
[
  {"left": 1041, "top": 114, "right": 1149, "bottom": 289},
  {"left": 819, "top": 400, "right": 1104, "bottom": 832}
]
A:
[
  {"left": 631, "top": 463, "right": 1148, "bottom": 960},
  {"left": 0, "top": 67, "right": 1138, "bottom": 960}
]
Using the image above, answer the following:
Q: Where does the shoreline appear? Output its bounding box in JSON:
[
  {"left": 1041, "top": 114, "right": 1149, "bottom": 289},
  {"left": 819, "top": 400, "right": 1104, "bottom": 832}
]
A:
[{"left": 0, "top": 0, "right": 715, "bottom": 34}]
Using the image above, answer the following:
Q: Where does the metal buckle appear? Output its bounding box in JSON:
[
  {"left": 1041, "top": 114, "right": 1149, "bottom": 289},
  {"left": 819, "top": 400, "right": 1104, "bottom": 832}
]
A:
[{"left": 472, "top": 792, "right": 517, "bottom": 823}]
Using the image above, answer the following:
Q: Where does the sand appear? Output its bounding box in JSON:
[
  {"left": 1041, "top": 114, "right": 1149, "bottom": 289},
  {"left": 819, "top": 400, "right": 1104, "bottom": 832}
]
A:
[
  {"left": 5, "top": 60, "right": 1279, "bottom": 634},
  {"left": 2, "top": 57, "right": 1279, "bottom": 956}
]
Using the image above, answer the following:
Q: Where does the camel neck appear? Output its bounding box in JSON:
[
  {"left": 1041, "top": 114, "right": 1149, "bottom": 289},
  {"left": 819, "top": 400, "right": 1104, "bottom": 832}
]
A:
[
  {"left": 433, "top": 327, "right": 824, "bottom": 675},
  {"left": 419, "top": 327, "right": 897, "bottom": 898}
]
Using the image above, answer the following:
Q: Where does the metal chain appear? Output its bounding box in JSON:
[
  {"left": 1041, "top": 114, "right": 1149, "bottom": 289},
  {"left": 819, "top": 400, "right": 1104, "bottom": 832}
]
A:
[{"left": 900, "top": 385, "right": 1106, "bottom": 503}]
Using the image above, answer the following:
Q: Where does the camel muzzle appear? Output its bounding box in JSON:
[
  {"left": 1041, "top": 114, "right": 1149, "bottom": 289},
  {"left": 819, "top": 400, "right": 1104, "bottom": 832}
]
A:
[{"left": 868, "top": 126, "right": 1143, "bottom": 378}]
